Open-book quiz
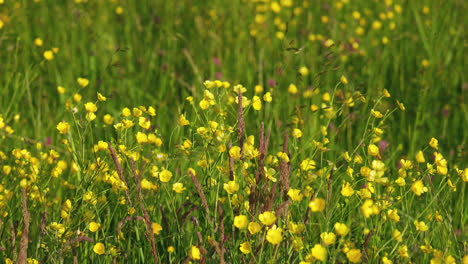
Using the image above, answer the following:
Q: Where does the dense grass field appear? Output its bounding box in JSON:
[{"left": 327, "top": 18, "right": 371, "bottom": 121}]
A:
[{"left": 0, "top": 0, "right": 467, "bottom": 263}]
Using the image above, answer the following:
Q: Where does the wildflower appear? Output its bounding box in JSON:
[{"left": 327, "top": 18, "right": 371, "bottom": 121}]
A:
[
  {"left": 223, "top": 181, "right": 239, "bottom": 194},
  {"left": 159, "top": 169, "right": 172, "bottom": 182},
  {"left": 93, "top": 242, "right": 105, "bottom": 255},
  {"left": 234, "top": 215, "right": 248, "bottom": 229},
  {"left": 287, "top": 189, "right": 303, "bottom": 201},
  {"left": 414, "top": 220, "right": 428, "bottom": 232},
  {"left": 85, "top": 102, "right": 97, "bottom": 113},
  {"left": 416, "top": 150, "right": 425, "bottom": 163},
  {"left": 103, "top": 114, "right": 114, "bottom": 125},
  {"left": 139, "top": 117, "right": 151, "bottom": 129},
  {"left": 367, "top": 144, "right": 379, "bottom": 156},
  {"left": 292, "top": 128, "right": 303, "bottom": 138},
  {"left": 429, "top": 137, "right": 438, "bottom": 150},
  {"left": 189, "top": 246, "right": 201, "bottom": 260},
  {"left": 266, "top": 225, "right": 283, "bottom": 245},
  {"left": 229, "top": 146, "right": 242, "bottom": 160},
  {"left": 411, "top": 180, "right": 428, "bottom": 196},
  {"left": 259, "top": 211, "right": 276, "bottom": 226},
  {"left": 252, "top": 96, "right": 262, "bottom": 110},
  {"left": 178, "top": 114, "right": 190, "bottom": 126},
  {"left": 371, "top": 109, "right": 383, "bottom": 118},
  {"left": 398, "top": 245, "right": 409, "bottom": 258},
  {"left": 239, "top": 241, "right": 252, "bottom": 254},
  {"left": 115, "top": 6, "right": 123, "bottom": 15},
  {"left": 300, "top": 158, "right": 316, "bottom": 171},
  {"left": 361, "top": 199, "right": 379, "bottom": 218},
  {"left": 56, "top": 121, "right": 70, "bottom": 134},
  {"left": 77, "top": 77, "right": 89, "bottom": 88},
  {"left": 172, "top": 183, "right": 186, "bottom": 193},
  {"left": 288, "top": 222, "right": 305, "bottom": 234},
  {"left": 152, "top": 223, "right": 162, "bottom": 235},
  {"left": 387, "top": 209, "right": 400, "bottom": 222},
  {"left": 340, "top": 75, "right": 348, "bottom": 84},
  {"left": 263, "top": 92, "right": 272, "bottom": 102},
  {"left": 308, "top": 198, "right": 325, "bottom": 212},
  {"left": 320, "top": 232, "right": 336, "bottom": 245},
  {"left": 341, "top": 182, "right": 354, "bottom": 197},
  {"left": 311, "top": 244, "right": 327, "bottom": 261},
  {"left": 248, "top": 222, "right": 261, "bottom": 234},
  {"left": 136, "top": 132, "right": 148, "bottom": 143},
  {"left": 43, "top": 50, "right": 54, "bottom": 60},
  {"left": 89, "top": 222, "right": 100, "bottom": 232},
  {"left": 97, "top": 93, "right": 106, "bottom": 102},
  {"left": 288, "top": 83, "right": 298, "bottom": 94},
  {"left": 34, "top": 38, "right": 43, "bottom": 47},
  {"left": 334, "top": 223, "right": 350, "bottom": 236},
  {"left": 396, "top": 100, "right": 406, "bottom": 111},
  {"left": 254, "top": 85, "right": 263, "bottom": 94},
  {"left": 392, "top": 229, "right": 402, "bottom": 242},
  {"left": 346, "top": 249, "right": 362, "bottom": 263},
  {"left": 168, "top": 246, "right": 175, "bottom": 253},
  {"left": 299, "top": 66, "right": 309, "bottom": 76}
]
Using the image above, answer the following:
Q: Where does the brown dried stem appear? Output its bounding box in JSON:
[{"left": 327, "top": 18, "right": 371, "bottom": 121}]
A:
[
  {"left": 188, "top": 170, "right": 211, "bottom": 222},
  {"left": 18, "top": 188, "right": 30, "bottom": 264},
  {"left": 107, "top": 142, "right": 132, "bottom": 207},
  {"left": 130, "top": 157, "right": 158, "bottom": 263}
]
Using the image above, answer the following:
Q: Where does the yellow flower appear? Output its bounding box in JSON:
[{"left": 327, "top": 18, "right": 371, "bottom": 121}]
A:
[
  {"left": 57, "top": 86, "right": 66, "bottom": 94},
  {"left": 259, "top": 211, "right": 277, "bottom": 226},
  {"left": 392, "top": 229, "right": 402, "bottom": 242},
  {"left": 387, "top": 209, "right": 400, "bottom": 222},
  {"left": 429, "top": 137, "right": 438, "bottom": 150},
  {"left": 398, "top": 245, "right": 409, "bottom": 258},
  {"left": 288, "top": 222, "right": 305, "bottom": 234},
  {"left": 311, "top": 244, "right": 327, "bottom": 261},
  {"left": 85, "top": 102, "right": 97, "bottom": 113},
  {"left": 248, "top": 222, "right": 261, "bottom": 234},
  {"left": 300, "top": 158, "right": 316, "bottom": 171},
  {"left": 341, "top": 182, "right": 354, "bottom": 197},
  {"left": 334, "top": 222, "right": 350, "bottom": 236},
  {"left": 115, "top": 6, "right": 123, "bottom": 15},
  {"left": 89, "top": 222, "right": 100, "bottom": 232},
  {"left": 299, "top": 66, "right": 309, "bottom": 76},
  {"left": 86, "top": 113, "right": 96, "bottom": 121},
  {"left": 234, "top": 215, "right": 248, "bottom": 229},
  {"left": 414, "top": 220, "right": 428, "bottom": 232},
  {"left": 361, "top": 199, "right": 379, "bottom": 218},
  {"left": 266, "top": 225, "right": 283, "bottom": 245},
  {"left": 43, "top": 50, "right": 54, "bottom": 60},
  {"left": 73, "top": 93, "right": 82, "bottom": 102},
  {"left": 93, "top": 242, "right": 105, "bottom": 255},
  {"left": 97, "top": 92, "right": 107, "bottom": 102},
  {"left": 288, "top": 83, "right": 298, "bottom": 94},
  {"left": 411, "top": 180, "right": 428, "bottom": 196},
  {"left": 416, "top": 151, "right": 425, "bottom": 163},
  {"left": 367, "top": 144, "right": 379, "bottom": 156},
  {"left": 168, "top": 246, "right": 175, "bottom": 253},
  {"left": 189, "top": 246, "right": 201, "bottom": 260},
  {"left": 178, "top": 114, "right": 190, "bottom": 126},
  {"left": 223, "top": 181, "right": 239, "bottom": 194},
  {"left": 287, "top": 189, "right": 303, "bottom": 202},
  {"left": 77, "top": 77, "right": 89, "bottom": 88},
  {"left": 340, "top": 75, "right": 348, "bottom": 84},
  {"left": 56, "top": 121, "right": 70, "bottom": 134},
  {"left": 371, "top": 109, "right": 383, "bottom": 118},
  {"left": 152, "top": 223, "right": 162, "bottom": 235},
  {"left": 229, "top": 146, "right": 242, "bottom": 160},
  {"left": 308, "top": 198, "right": 325, "bottom": 212},
  {"left": 292, "top": 128, "right": 303, "bottom": 138},
  {"left": 346, "top": 249, "right": 362, "bottom": 263},
  {"left": 252, "top": 96, "right": 262, "bottom": 110},
  {"left": 34, "top": 38, "right": 43, "bottom": 47},
  {"left": 263, "top": 92, "right": 272, "bottom": 102},
  {"left": 172, "top": 183, "right": 186, "bottom": 193},
  {"left": 103, "top": 114, "right": 114, "bottom": 125},
  {"left": 159, "top": 169, "right": 172, "bottom": 182},
  {"left": 320, "top": 232, "right": 336, "bottom": 245},
  {"left": 239, "top": 241, "right": 252, "bottom": 254},
  {"left": 139, "top": 117, "right": 151, "bottom": 129},
  {"left": 136, "top": 132, "right": 148, "bottom": 144}
]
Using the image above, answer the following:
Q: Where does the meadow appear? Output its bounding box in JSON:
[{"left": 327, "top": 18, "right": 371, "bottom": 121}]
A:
[{"left": 0, "top": 0, "right": 467, "bottom": 263}]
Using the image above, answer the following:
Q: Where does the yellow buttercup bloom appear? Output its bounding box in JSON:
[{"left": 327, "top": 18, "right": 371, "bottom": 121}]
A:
[
  {"left": 311, "top": 244, "right": 327, "bottom": 261},
  {"left": 43, "top": 50, "right": 54, "bottom": 60},
  {"left": 172, "top": 183, "right": 186, "bottom": 193},
  {"left": 320, "top": 232, "right": 336, "bottom": 245},
  {"left": 411, "top": 180, "right": 428, "bottom": 196},
  {"left": 93, "top": 242, "right": 105, "bottom": 255},
  {"left": 223, "top": 181, "right": 239, "bottom": 194},
  {"left": 234, "top": 215, "right": 248, "bottom": 229},
  {"left": 248, "top": 222, "right": 261, "bottom": 234},
  {"left": 346, "top": 249, "right": 362, "bottom": 263},
  {"left": 334, "top": 222, "right": 350, "bottom": 236},
  {"left": 308, "top": 198, "right": 325, "bottom": 212},
  {"left": 429, "top": 137, "right": 438, "bottom": 150},
  {"left": 341, "top": 182, "right": 354, "bottom": 197},
  {"left": 97, "top": 92, "right": 107, "bottom": 102},
  {"left": 259, "top": 211, "right": 276, "bottom": 226},
  {"left": 152, "top": 223, "right": 162, "bottom": 235},
  {"left": 159, "top": 169, "right": 172, "bottom": 182},
  {"left": 239, "top": 241, "right": 252, "bottom": 254},
  {"left": 77, "top": 77, "right": 89, "bottom": 88},
  {"left": 189, "top": 246, "right": 201, "bottom": 260},
  {"left": 89, "top": 222, "right": 100, "bottom": 232},
  {"left": 229, "top": 146, "right": 241, "bottom": 160},
  {"left": 56, "top": 121, "right": 70, "bottom": 134},
  {"left": 266, "top": 225, "right": 283, "bottom": 245}
]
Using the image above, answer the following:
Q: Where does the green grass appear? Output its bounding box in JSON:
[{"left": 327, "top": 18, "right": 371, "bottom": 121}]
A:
[{"left": 0, "top": 0, "right": 467, "bottom": 263}]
